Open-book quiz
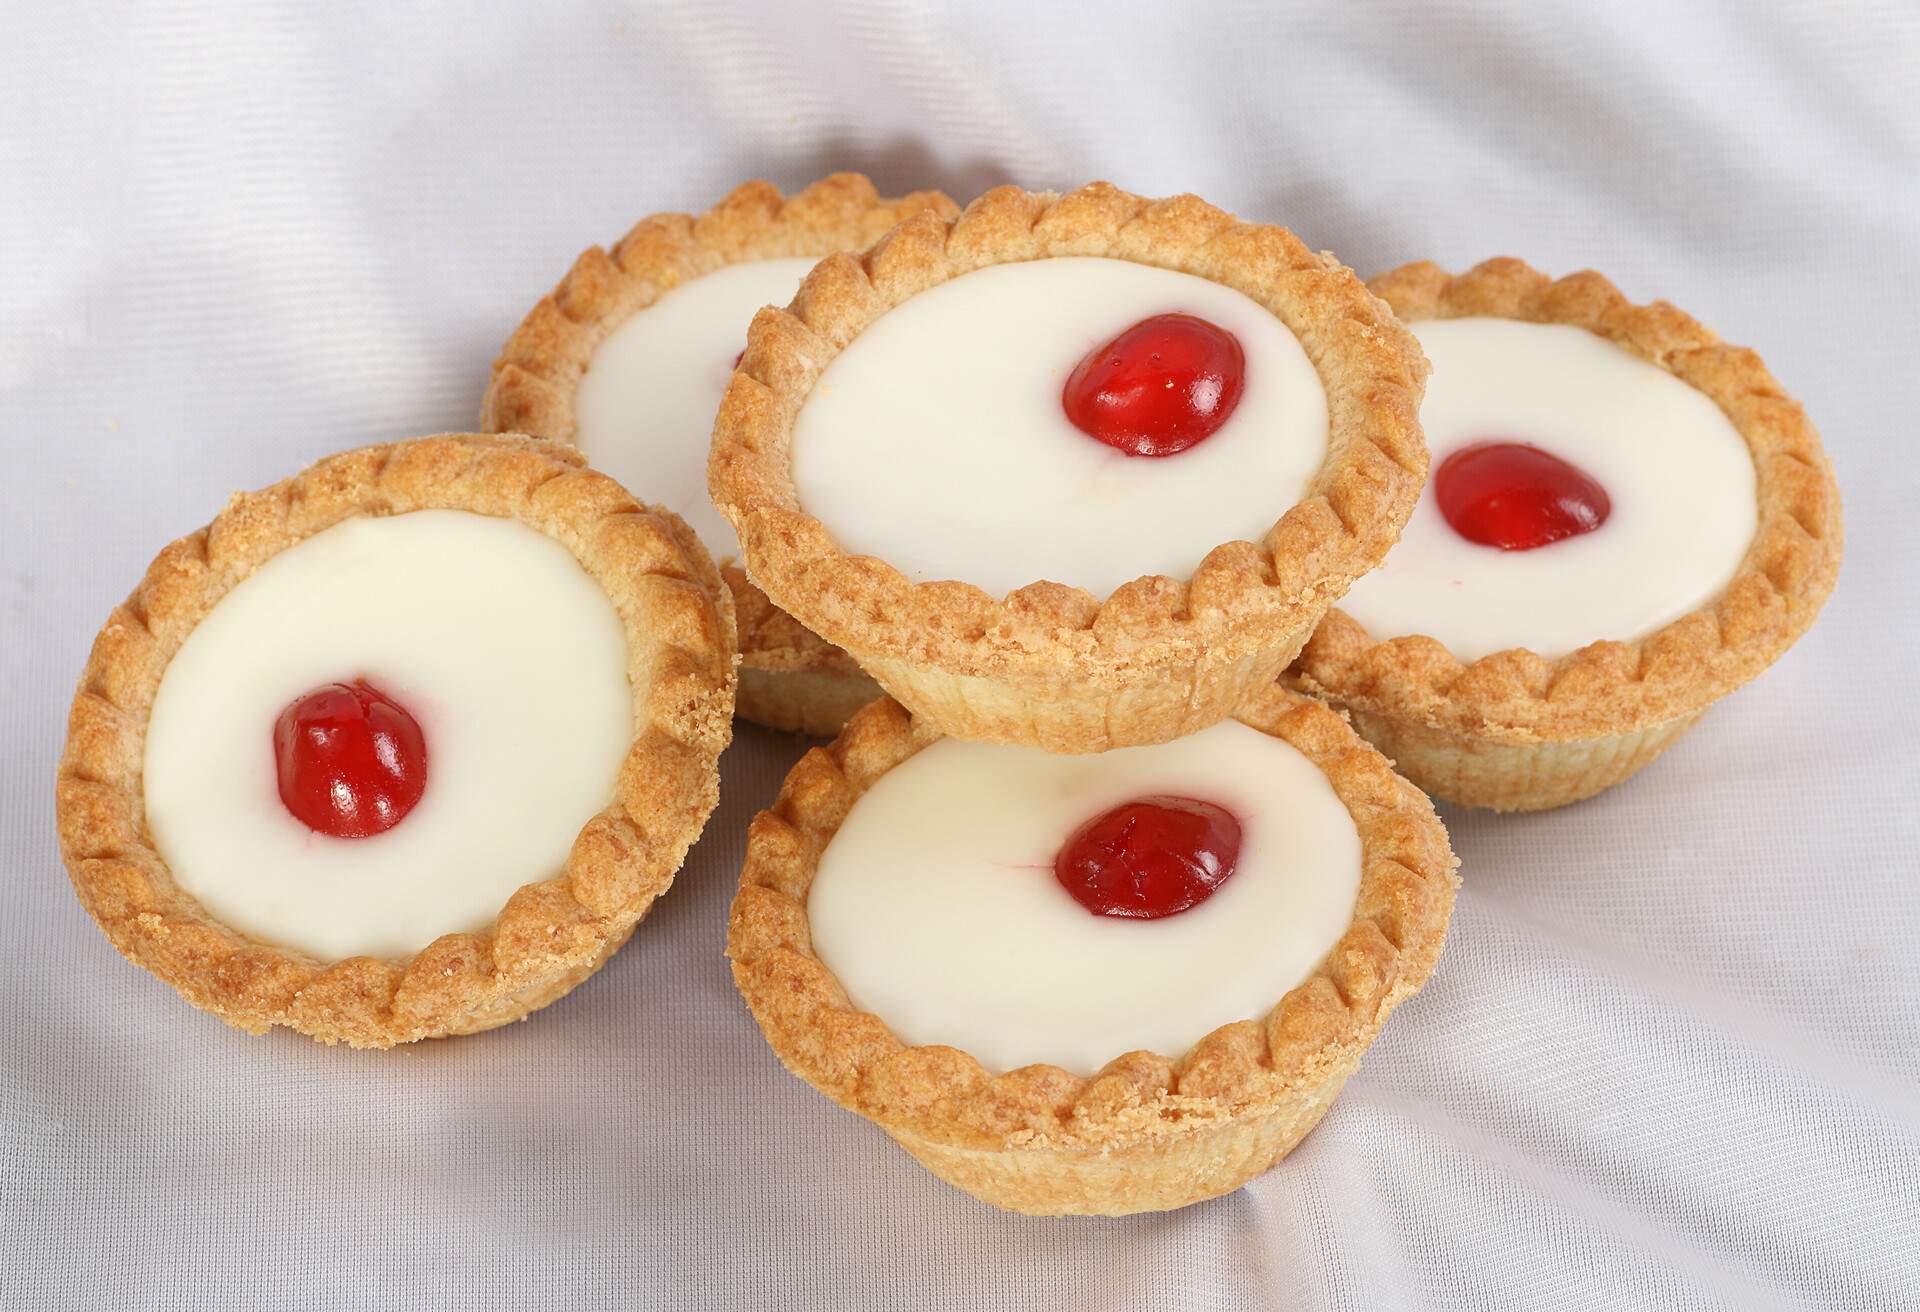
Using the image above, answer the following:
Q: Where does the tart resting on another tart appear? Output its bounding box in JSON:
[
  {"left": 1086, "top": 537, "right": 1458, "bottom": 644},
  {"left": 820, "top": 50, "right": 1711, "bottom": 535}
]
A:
[{"left": 709, "top": 181, "right": 1431, "bottom": 755}]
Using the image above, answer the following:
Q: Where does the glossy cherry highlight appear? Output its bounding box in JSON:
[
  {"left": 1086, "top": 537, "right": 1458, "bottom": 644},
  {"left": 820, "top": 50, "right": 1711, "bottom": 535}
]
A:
[
  {"left": 1054, "top": 796, "right": 1243, "bottom": 920},
  {"left": 273, "top": 679, "right": 428, "bottom": 838},
  {"left": 1062, "top": 313, "right": 1246, "bottom": 457},
  {"left": 1434, "top": 441, "right": 1612, "bottom": 551}
]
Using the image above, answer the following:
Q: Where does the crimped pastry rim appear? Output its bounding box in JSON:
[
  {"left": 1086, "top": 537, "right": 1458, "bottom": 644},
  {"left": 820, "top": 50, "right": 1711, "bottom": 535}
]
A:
[
  {"left": 55, "top": 434, "right": 738, "bottom": 1046},
  {"left": 1292, "top": 258, "right": 1845, "bottom": 741},
  {"left": 708, "top": 181, "right": 1431, "bottom": 680},
  {"left": 477, "top": 173, "right": 957, "bottom": 677},
  {"left": 727, "top": 684, "right": 1457, "bottom": 1155}
]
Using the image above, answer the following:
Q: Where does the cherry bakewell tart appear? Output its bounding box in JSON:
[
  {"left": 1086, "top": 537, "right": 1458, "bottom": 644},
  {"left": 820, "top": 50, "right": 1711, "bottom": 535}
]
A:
[
  {"left": 481, "top": 173, "right": 957, "bottom": 736},
  {"left": 1289, "top": 259, "right": 1843, "bottom": 812},
  {"left": 708, "top": 182, "right": 1430, "bottom": 754},
  {"left": 728, "top": 684, "right": 1457, "bottom": 1215},
  {"left": 55, "top": 435, "right": 737, "bottom": 1046}
]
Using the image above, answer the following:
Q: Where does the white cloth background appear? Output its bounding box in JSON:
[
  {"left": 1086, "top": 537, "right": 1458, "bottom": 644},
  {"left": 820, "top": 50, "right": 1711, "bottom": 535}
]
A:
[{"left": 3, "top": 2, "right": 1917, "bottom": 1308}]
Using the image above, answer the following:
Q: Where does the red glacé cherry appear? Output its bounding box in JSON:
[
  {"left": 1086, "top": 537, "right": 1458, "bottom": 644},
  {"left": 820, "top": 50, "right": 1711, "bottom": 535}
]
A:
[
  {"left": 1054, "top": 796, "right": 1243, "bottom": 920},
  {"left": 1434, "top": 441, "right": 1612, "bottom": 551},
  {"left": 1062, "top": 313, "right": 1246, "bottom": 457},
  {"left": 273, "top": 679, "right": 427, "bottom": 838}
]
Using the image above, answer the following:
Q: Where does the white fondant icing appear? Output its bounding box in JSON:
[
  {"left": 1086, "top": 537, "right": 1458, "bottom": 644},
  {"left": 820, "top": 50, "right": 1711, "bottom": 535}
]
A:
[
  {"left": 574, "top": 256, "right": 820, "bottom": 559},
  {"left": 143, "top": 510, "right": 631, "bottom": 962},
  {"left": 806, "top": 720, "right": 1361, "bottom": 1076},
  {"left": 789, "top": 257, "right": 1330, "bottom": 600},
  {"left": 1337, "top": 317, "right": 1758, "bottom": 661}
]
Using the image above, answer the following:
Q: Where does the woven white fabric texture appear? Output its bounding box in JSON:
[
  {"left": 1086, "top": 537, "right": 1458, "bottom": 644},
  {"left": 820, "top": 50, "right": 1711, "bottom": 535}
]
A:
[{"left": 3, "top": 2, "right": 1916, "bottom": 1308}]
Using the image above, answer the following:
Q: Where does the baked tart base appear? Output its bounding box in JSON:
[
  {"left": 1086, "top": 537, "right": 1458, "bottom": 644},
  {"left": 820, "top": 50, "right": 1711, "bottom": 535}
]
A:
[
  {"left": 727, "top": 684, "right": 1458, "bottom": 1215},
  {"left": 1290, "top": 259, "right": 1843, "bottom": 812},
  {"left": 481, "top": 173, "right": 952, "bottom": 737},
  {"left": 710, "top": 182, "right": 1430, "bottom": 755},
  {"left": 723, "top": 560, "right": 882, "bottom": 736},
  {"left": 55, "top": 435, "right": 737, "bottom": 1046},
  {"left": 1338, "top": 707, "right": 1703, "bottom": 813}
]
